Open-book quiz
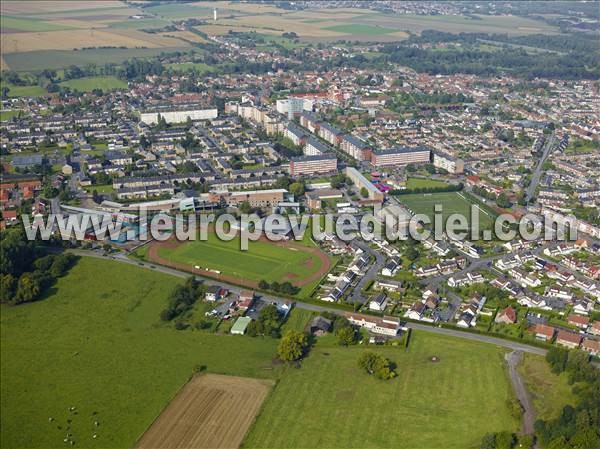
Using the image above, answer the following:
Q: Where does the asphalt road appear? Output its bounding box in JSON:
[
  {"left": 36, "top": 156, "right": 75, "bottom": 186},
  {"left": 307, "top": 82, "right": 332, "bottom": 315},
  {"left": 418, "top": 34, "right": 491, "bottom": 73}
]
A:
[{"left": 526, "top": 133, "right": 556, "bottom": 202}]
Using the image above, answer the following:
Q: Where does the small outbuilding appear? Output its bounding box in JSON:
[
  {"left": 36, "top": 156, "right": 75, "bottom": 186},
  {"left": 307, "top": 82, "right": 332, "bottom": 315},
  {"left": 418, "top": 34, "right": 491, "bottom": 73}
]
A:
[
  {"left": 309, "top": 316, "right": 332, "bottom": 336},
  {"left": 230, "top": 316, "right": 252, "bottom": 335}
]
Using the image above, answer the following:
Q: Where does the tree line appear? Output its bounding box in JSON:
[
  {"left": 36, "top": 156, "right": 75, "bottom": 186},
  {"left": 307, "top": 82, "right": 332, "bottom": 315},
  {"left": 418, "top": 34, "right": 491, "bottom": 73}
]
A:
[{"left": 390, "top": 182, "right": 463, "bottom": 196}]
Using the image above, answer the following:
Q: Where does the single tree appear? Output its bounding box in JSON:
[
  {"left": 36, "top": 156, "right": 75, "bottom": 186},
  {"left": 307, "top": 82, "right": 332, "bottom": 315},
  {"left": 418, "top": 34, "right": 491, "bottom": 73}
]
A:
[{"left": 277, "top": 330, "right": 308, "bottom": 361}]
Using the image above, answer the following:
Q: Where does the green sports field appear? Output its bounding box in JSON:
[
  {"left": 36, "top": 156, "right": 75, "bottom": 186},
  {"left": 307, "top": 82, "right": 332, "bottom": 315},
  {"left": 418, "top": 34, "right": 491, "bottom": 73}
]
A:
[
  {"left": 0, "top": 257, "right": 279, "bottom": 449},
  {"left": 155, "top": 233, "right": 326, "bottom": 288},
  {"left": 397, "top": 191, "right": 496, "bottom": 232},
  {"left": 59, "top": 76, "right": 128, "bottom": 92},
  {"left": 243, "top": 331, "right": 519, "bottom": 449},
  {"left": 165, "top": 62, "right": 215, "bottom": 74}
]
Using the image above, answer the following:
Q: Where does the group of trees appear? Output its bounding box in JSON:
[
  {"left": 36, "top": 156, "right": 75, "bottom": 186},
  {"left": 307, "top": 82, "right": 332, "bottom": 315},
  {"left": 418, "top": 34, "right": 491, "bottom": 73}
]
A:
[
  {"left": 246, "top": 304, "right": 283, "bottom": 338},
  {"left": 391, "top": 182, "right": 463, "bottom": 196},
  {"left": 479, "top": 431, "right": 528, "bottom": 449},
  {"left": 159, "top": 277, "right": 204, "bottom": 322},
  {"left": 330, "top": 173, "right": 352, "bottom": 189},
  {"left": 277, "top": 330, "right": 308, "bottom": 362},
  {"left": 357, "top": 351, "right": 396, "bottom": 380},
  {"left": 258, "top": 279, "right": 300, "bottom": 296},
  {"left": 1, "top": 227, "right": 77, "bottom": 305},
  {"left": 381, "top": 31, "right": 599, "bottom": 80}
]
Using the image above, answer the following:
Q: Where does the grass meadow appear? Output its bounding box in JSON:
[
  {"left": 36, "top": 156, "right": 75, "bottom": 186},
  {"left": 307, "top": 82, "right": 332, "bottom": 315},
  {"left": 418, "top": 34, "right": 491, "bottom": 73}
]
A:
[
  {"left": 517, "top": 353, "right": 578, "bottom": 421},
  {"left": 1, "top": 257, "right": 528, "bottom": 449},
  {"left": 59, "top": 76, "right": 128, "bottom": 92},
  {"left": 243, "top": 330, "right": 519, "bottom": 449},
  {"left": 4, "top": 83, "right": 47, "bottom": 97},
  {"left": 0, "top": 257, "right": 279, "bottom": 449}
]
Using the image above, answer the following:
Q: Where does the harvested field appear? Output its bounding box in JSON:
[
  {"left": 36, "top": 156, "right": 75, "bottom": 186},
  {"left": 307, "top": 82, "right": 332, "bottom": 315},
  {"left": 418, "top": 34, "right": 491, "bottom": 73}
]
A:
[
  {"left": 0, "top": 1, "right": 127, "bottom": 16},
  {"left": 0, "top": 28, "right": 185, "bottom": 54},
  {"left": 135, "top": 374, "right": 273, "bottom": 449},
  {"left": 161, "top": 30, "right": 208, "bottom": 44}
]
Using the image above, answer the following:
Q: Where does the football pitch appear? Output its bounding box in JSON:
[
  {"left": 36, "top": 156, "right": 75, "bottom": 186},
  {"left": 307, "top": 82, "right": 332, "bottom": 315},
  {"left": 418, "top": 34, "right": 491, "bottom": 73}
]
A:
[
  {"left": 397, "top": 191, "right": 496, "bottom": 231},
  {"left": 150, "top": 233, "right": 331, "bottom": 293}
]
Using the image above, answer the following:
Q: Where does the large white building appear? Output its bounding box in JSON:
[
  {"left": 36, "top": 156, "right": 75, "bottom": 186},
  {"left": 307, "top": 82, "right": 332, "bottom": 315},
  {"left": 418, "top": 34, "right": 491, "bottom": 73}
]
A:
[
  {"left": 276, "top": 97, "right": 312, "bottom": 118},
  {"left": 140, "top": 107, "right": 218, "bottom": 125},
  {"left": 432, "top": 151, "right": 464, "bottom": 174}
]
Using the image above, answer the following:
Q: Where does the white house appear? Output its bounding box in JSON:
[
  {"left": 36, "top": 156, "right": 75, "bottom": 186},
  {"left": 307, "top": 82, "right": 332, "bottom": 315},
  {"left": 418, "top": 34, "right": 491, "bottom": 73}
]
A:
[
  {"left": 369, "top": 293, "right": 388, "bottom": 312},
  {"left": 381, "top": 257, "right": 401, "bottom": 277}
]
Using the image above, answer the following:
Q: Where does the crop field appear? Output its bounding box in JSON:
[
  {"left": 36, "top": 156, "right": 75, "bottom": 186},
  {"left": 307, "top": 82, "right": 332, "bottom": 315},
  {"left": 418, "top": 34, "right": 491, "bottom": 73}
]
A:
[
  {"left": 397, "top": 191, "right": 496, "bottom": 231},
  {"left": 1, "top": 1, "right": 557, "bottom": 70},
  {"left": 160, "top": 30, "right": 208, "bottom": 44},
  {"left": 135, "top": 374, "right": 273, "bottom": 449},
  {"left": 325, "top": 24, "right": 396, "bottom": 35},
  {"left": 59, "top": 76, "right": 127, "bottom": 92},
  {"left": 3, "top": 47, "right": 190, "bottom": 72},
  {"left": 0, "top": 0, "right": 194, "bottom": 70},
  {"left": 194, "top": 3, "right": 555, "bottom": 42},
  {"left": 1, "top": 28, "right": 184, "bottom": 54},
  {"left": 243, "top": 330, "right": 519, "bottom": 449},
  {"left": 0, "top": 257, "right": 279, "bottom": 449},
  {"left": 148, "top": 232, "right": 331, "bottom": 295},
  {"left": 1, "top": 16, "right": 77, "bottom": 32}
]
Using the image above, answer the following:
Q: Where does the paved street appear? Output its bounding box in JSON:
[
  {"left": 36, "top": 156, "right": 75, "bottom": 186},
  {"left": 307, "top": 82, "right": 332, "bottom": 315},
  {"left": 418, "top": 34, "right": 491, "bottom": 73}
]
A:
[{"left": 526, "top": 133, "right": 557, "bottom": 202}]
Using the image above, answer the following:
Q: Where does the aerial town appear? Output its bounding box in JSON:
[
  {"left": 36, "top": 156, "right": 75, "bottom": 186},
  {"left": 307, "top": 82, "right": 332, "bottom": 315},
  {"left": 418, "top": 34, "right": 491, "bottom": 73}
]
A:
[{"left": 1, "top": 2, "right": 599, "bottom": 449}]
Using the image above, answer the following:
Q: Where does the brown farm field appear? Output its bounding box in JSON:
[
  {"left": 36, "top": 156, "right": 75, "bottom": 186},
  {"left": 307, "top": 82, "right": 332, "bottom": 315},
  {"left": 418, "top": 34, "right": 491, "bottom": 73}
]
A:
[
  {"left": 1, "top": 28, "right": 184, "bottom": 54},
  {"left": 135, "top": 374, "right": 273, "bottom": 449}
]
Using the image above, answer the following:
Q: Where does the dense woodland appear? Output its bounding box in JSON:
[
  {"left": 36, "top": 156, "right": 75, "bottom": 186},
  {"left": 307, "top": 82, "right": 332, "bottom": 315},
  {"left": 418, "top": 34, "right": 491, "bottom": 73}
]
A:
[{"left": 0, "top": 227, "right": 77, "bottom": 304}]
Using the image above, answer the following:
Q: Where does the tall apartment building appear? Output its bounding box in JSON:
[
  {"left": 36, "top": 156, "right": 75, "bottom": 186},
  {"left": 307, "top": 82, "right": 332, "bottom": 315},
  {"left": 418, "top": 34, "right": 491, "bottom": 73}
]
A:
[
  {"left": 290, "top": 154, "right": 337, "bottom": 177},
  {"left": 285, "top": 122, "right": 309, "bottom": 146},
  {"left": 371, "top": 147, "right": 430, "bottom": 167},
  {"left": 340, "top": 134, "right": 371, "bottom": 161},
  {"left": 318, "top": 122, "right": 344, "bottom": 146},
  {"left": 304, "top": 136, "right": 331, "bottom": 156},
  {"left": 300, "top": 112, "right": 320, "bottom": 133},
  {"left": 139, "top": 105, "right": 217, "bottom": 125}
]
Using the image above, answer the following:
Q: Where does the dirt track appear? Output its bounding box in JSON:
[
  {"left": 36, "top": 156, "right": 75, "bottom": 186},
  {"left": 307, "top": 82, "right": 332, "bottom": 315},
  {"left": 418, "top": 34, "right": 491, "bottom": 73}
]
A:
[
  {"left": 135, "top": 374, "right": 273, "bottom": 449},
  {"left": 146, "top": 234, "right": 331, "bottom": 290}
]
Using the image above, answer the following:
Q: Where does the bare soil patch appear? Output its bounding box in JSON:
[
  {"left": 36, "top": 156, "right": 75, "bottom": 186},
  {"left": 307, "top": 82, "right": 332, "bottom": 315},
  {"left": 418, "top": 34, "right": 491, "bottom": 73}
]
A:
[{"left": 135, "top": 374, "right": 273, "bottom": 449}]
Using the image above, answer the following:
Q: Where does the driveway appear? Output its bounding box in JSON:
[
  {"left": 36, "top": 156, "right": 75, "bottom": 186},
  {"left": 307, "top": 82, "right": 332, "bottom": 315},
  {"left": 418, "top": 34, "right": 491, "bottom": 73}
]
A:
[{"left": 506, "top": 350, "right": 536, "bottom": 435}]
